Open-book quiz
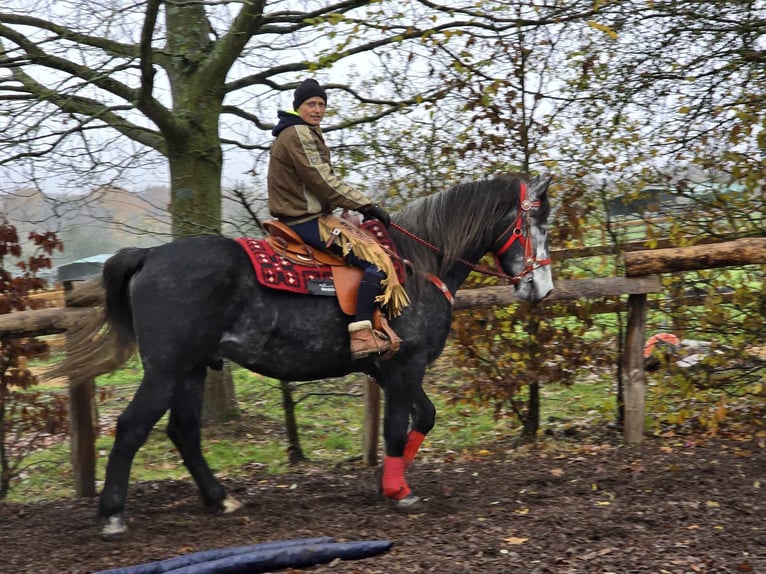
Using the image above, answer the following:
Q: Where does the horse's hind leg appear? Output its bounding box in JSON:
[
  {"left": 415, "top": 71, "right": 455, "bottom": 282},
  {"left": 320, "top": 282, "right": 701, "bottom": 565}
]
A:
[
  {"left": 165, "top": 367, "right": 242, "bottom": 515},
  {"left": 99, "top": 371, "right": 174, "bottom": 539}
]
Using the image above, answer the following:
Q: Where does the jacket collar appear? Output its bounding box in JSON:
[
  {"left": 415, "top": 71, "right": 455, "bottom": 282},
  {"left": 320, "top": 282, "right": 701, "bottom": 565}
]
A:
[{"left": 272, "top": 110, "right": 310, "bottom": 137}]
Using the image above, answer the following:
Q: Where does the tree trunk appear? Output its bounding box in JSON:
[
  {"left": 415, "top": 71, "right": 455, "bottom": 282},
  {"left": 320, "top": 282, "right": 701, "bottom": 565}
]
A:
[
  {"left": 202, "top": 363, "right": 240, "bottom": 425},
  {"left": 279, "top": 380, "right": 306, "bottom": 464},
  {"left": 162, "top": 48, "right": 237, "bottom": 415},
  {"left": 161, "top": 0, "right": 226, "bottom": 238},
  {"left": 521, "top": 382, "right": 540, "bottom": 441},
  {"left": 165, "top": 114, "right": 230, "bottom": 414},
  {"left": 520, "top": 315, "right": 541, "bottom": 442},
  {"left": 167, "top": 135, "right": 224, "bottom": 238}
]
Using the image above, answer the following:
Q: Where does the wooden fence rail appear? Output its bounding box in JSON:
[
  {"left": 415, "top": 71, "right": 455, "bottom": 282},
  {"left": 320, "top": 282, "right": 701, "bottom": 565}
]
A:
[{"left": 624, "top": 237, "right": 766, "bottom": 276}]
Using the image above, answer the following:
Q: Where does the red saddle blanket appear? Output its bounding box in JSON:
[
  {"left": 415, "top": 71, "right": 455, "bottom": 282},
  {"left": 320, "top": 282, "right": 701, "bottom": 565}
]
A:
[
  {"left": 235, "top": 220, "right": 405, "bottom": 296},
  {"left": 235, "top": 237, "right": 333, "bottom": 294}
]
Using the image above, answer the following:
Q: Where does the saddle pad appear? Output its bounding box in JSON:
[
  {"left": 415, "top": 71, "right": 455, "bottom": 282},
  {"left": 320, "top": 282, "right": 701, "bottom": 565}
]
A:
[
  {"left": 235, "top": 237, "right": 333, "bottom": 295},
  {"left": 236, "top": 220, "right": 405, "bottom": 291}
]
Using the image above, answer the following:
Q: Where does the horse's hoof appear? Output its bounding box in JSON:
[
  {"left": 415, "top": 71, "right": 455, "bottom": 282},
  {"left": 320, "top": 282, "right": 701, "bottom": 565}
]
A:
[
  {"left": 100, "top": 515, "right": 127, "bottom": 540},
  {"left": 396, "top": 493, "right": 421, "bottom": 508},
  {"left": 389, "top": 493, "right": 420, "bottom": 510},
  {"left": 220, "top": 496, "right": 243, "bottom": 514}
]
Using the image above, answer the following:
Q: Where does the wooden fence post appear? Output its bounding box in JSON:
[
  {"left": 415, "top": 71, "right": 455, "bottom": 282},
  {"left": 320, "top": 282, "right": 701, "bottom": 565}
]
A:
[
  {"left": 622, "top": 293, "right": 647, "bottom": 444},
  {"left": 362, "top": 377, "right": 380, "bottom": 466},
  {"left": 64, "top": 281, "right": 97, "bottom": 497}
]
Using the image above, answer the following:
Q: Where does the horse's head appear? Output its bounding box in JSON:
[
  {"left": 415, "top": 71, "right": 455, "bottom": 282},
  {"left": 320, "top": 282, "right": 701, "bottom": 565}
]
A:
[{"left": 494, "top": 175, "right": 554, "bottom": 303}]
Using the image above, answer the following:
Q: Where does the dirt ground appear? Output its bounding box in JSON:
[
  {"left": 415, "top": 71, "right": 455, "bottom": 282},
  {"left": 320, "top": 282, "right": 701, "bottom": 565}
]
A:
[{"left": 1, "top": 433, "right": 764, "bottom": 574}]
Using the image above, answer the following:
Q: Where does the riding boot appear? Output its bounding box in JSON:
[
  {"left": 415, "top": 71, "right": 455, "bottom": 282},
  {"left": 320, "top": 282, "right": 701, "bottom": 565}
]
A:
[{"left": 348, "top": 320, "right": 391, "bottom": 359}]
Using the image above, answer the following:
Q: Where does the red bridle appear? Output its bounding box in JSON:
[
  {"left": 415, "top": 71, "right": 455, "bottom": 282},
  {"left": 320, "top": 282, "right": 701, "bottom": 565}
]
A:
[
  {"left": 388, "top": 181, "right": 550, "bottom": 303},
  {"left": 491, "top": 181, "right": 551, "bottom": 281}
]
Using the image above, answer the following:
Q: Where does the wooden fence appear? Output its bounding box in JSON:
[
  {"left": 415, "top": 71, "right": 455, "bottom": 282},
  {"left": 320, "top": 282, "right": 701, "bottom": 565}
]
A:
[{"left": 1, "top": 237, "right": 764, "bottom": 491}]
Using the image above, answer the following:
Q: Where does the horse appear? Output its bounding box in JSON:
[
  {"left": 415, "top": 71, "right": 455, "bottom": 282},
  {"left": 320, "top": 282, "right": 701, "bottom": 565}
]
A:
[{"left": 80, "top": 174, "right": 553, "bottom": 538}]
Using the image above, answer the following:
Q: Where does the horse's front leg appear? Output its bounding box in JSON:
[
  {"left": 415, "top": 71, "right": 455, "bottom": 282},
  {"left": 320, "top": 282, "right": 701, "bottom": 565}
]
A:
[
  {"left": 403, "top": 384, "right": 436, "bottom": 468},
  {"left": 380, "top": 369, "right": 429, "bottom": 508}
]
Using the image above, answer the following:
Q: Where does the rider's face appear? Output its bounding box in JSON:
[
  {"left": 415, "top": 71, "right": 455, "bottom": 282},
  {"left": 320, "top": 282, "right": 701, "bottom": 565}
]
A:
[{"left": 298, "top": 97, "right": 327, "bottom": 126}]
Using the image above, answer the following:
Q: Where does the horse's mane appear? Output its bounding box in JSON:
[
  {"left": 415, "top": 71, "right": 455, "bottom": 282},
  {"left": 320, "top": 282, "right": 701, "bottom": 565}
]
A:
[{"left": 393, "top": 176, "right": 526, "bottom": 278}]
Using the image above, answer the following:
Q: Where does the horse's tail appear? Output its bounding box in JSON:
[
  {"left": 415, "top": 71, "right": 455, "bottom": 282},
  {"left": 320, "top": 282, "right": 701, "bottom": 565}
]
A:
[
  {"left": 103, "top": 247, "right": 148, "bottom": 346},
  {"left": 43, "top": 248, "right": 149, "bottom": 384}
]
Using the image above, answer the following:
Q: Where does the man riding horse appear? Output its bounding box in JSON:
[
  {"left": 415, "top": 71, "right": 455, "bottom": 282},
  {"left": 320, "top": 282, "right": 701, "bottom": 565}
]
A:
[{"left": 267, "top": 78, "right": 405, "bottom": 359}]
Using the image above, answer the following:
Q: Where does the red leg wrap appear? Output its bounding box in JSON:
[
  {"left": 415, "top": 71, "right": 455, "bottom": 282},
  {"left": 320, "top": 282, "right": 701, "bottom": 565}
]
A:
[
  {"left": 382, "top": 456, "right": 411, "bottom": 500},
  {"left": 403, "top": 430, "right": 426, "bottom": 467}
]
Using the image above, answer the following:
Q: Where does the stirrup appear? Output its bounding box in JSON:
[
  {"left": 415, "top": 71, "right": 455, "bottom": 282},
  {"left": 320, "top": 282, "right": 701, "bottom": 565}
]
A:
[{"left": 374, "top": 314, "right": 402, "bottom": 360}]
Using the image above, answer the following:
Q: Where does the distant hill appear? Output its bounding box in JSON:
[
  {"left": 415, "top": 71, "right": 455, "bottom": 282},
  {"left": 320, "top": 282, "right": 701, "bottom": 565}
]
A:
[
  {"left": 2, "top": 183, "right": 269, "bottom": 283},
  {"left": 1, "top": 185, "right": 171, "bottom": 271}
]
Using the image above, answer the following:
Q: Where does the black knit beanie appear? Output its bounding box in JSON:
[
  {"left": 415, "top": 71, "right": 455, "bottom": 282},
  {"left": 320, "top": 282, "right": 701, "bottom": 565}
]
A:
[{"left": 292, "top": 79, "right": 327, "bottom": 110}]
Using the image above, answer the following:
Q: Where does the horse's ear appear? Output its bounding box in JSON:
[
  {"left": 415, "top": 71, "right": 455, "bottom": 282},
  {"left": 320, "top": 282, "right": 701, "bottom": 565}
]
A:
[{"left": 530, "top": 174, "right": 553, "bottom": 198}]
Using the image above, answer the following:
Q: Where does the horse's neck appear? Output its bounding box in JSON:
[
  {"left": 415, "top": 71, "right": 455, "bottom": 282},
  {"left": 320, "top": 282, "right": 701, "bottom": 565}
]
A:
[{"left": 442, "top": 246, "right": 487, "bottom": 294}]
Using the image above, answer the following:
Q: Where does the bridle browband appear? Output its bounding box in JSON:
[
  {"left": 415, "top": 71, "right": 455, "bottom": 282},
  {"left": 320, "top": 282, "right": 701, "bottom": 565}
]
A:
[{"left": 388, "top": 181, "right": 551, "bottom": 304}]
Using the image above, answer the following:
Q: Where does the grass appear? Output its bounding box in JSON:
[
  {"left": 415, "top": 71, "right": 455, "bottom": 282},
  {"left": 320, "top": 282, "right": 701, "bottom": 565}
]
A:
[{"left": 5, "top": 359, "right": 620, "bottom": 503}]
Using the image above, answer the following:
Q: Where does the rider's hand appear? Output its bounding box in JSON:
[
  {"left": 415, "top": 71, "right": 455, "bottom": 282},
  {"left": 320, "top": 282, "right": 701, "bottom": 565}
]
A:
[{"left": 360, "top": 204, "right": 391, "bottom": 228}]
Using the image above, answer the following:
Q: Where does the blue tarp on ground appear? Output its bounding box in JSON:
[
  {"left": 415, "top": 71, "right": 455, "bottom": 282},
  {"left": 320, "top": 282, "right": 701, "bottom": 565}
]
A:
[{"left": 93, "top": 538, "right": 393, "bottom": 574}]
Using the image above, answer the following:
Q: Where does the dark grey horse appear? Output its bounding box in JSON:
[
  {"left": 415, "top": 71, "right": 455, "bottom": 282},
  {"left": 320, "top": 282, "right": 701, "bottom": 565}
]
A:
[{"left": 88, "top": 175, "right": 553, "bottom": 538}]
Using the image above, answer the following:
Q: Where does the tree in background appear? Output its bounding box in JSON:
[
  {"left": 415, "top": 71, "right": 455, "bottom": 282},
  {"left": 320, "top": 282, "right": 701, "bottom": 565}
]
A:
[
  {"left": 3, "top": 1, "right": 760, "bottom": 249},
  {"left": 0, "top": 1, "right": 598, "bottom": 236},
  {"left": 0, "top": 0, "right": 606, "bottom": 429},
  {"left": 566, "top": 1, "right": 765, "bottom": 430},
  {"left": 1, "top": 0, "right": 762, "bottom": 441},
  {"left": 347, "top": 0, "right": 765, "bottom": 437},
  {"left": 352, "top": 5, "right": 600, "bottom": 436}
]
